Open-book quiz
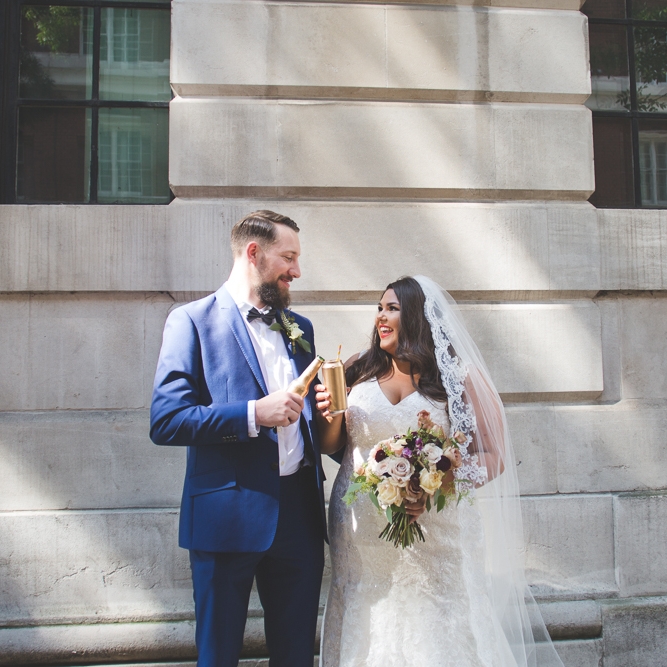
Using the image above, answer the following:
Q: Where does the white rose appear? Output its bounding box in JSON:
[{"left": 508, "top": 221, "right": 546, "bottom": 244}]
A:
[
  {"left": 373, "top": 458, "right": 392, "bottom": 478},
  {"left": 422, "top": 443, "right": 443, "bottom": 465},
  {"left": 376, "top": 479, "right": 404, "bottom": 507},
  {"left": 389, "top": 438, "right": 407, "bottom": 454},
  {"left": 420, "top": 468, "right": 444, "bottom": 495},
  {"left": 388, "top": 457, "right": 413, "bottom": 485}
]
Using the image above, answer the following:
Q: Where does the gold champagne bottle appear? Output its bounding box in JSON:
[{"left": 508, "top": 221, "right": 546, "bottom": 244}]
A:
[{"left": 287, "top": 355, "right": 325, "bottom": 397}]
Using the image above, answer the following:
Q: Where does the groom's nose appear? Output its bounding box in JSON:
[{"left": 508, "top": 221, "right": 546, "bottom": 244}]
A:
[{"left": 290, "top": 260, "right": 301, "bottom": 279}]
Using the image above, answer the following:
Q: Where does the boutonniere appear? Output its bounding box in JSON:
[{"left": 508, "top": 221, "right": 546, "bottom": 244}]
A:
[{"left": 270, "top": 310, "right": 312, "bottom": 354}]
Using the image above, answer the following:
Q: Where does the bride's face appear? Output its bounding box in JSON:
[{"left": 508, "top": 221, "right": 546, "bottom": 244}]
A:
[{"left": 376, "top": 289, "right": 401, "bottom": 356}]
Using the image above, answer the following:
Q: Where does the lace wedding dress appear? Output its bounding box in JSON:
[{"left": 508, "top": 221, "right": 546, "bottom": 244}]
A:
[{"left": 321, "top": 379, "right": 518, "bottom": 667}]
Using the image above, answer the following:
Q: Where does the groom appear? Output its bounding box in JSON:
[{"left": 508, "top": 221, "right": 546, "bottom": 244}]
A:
[{"left": 150, "top": 210, "right": 327, "bottom": 667}]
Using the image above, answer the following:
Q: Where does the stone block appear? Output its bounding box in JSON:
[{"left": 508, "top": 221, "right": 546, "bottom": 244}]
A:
[
  {"left": 553, "top": 401, "right": 667, "bottom": 494},
  {"left": 0, "top": 200, "right": 602, "bottom": 294},
  {"left": 0, "top": 510, "right": 192, "bottom": 625},
  {"left": 614, "top": 493, "right": 667, "bottom": 597},
  {"left": 553, "top": 639, "right": 603, "bottom": 667},
  {"left": 298, "top": 300, "right": 603, "bottom": 401},
  {"left": 0, "top": 410, "right": 185, "bottom": 511},
  {"left": 601, "top": 596, "right": 667, "bottom": 667},
  {"left": 0, "top": 293, "right": 172, "bottom": 411},
  {"left": 171, "top": 3, "right": 589, "bottom": 103},
  {"left": 169, "top": 99, "right": 594, "bottom": 199},
  {"left": 0, "top": 203, "right": 233, "bottom": 292},
  {"left": 505, "top": 405, "right": 558, "bottom": 495},
  {"left": 618, "top": 297, "right": 667, "bottom": 400},
  {"left": 521, "top": 494, "right": 617, "bottom": 597},
  {"left": 600, "top": 209, "right": 667, "bottom": 291}
]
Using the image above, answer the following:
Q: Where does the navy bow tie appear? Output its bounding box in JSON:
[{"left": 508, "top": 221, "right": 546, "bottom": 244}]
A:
[{"left": 246, "top": 306, "right": 277, "bottom": 326}]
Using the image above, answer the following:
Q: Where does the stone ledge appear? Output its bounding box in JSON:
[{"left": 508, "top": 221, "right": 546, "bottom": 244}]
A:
[{"left": 0, "top": 200, "right": 601, "bottom": 293}]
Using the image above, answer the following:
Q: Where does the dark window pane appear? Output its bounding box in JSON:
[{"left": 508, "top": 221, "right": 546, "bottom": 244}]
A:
[
  {"left": 100, "top": 8, "right": 171, "bottom": 101},
  {"left": 590, "top": 117, "right": 635, "bottom": 207},
  {"left": 17, "top": 107, "right": 91, "bottom": 202},
  {"left": 634, "top": 26, "right": 667, "bottom": 112},
  {"left": 20, "top": 6, "right": 93, "bottom": 99},
  {"left": 588, "top": 24, "right": 630, "bottom": 111},
  {"left": 98, "top": 108, "right": 169, "bottom": 203},
  {"left": 634, "top": 0, "right": 667, "bottom": 21},
  {"left": 638, "top": 120, "right": 667, "bottom": 206},
  {"left": 582, "top": 0, "right": 626, "bottom": 19}
]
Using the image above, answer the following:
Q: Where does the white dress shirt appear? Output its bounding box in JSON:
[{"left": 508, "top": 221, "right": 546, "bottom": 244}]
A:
[{"left": 225, "top": 282, "right": 305, "bottom": 476}]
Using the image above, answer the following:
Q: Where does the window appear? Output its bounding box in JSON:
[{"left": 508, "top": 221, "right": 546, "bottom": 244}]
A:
[
  {"left": 0, "top": 0, "right": 171, "bottom": 204},
  {"left": 585, "top": 0, "right": 667, "bottom": 208}
]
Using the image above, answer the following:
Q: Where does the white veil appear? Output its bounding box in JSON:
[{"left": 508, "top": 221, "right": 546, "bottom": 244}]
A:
[{"left": 414, "top": 275, "right": 563, "bottom": 667}]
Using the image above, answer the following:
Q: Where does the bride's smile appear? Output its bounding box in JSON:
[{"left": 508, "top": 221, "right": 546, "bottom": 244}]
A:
[{"left": 376, "top": 288, "right": 401, "bottom": 355}]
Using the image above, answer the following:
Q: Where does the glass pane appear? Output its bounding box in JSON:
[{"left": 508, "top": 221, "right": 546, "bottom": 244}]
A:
[
  {"left": 634, "top": 26, "right": 667, "bottom": 112},
  {"left": 98, "top": 108, "right": 169, "bottom": 203},
  {"left": 639, "top": 120, "right": 667, "bottom": 207},
  {"left": 634, "top": 0, "right": 667, "bottom": 20},
  {"left": 17, "top": 107, "right": 91, "bottom": 202},
  {"left": 587, "top": 25, "right": 630, "bottom": 111},
  {"left": 20, "top": 6, "right": 93, "bottom": 100},
  {"left": 582, "top": 0, "right": 626, "bottom": 19},
  {"left": 590, "top": 117, "right": 634, "bottom": 207},
  {"left": 99, "top": 8, "right": 171, "bottom": 101}
]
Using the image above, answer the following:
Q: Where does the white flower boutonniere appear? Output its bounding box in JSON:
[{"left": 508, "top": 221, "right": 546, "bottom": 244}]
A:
[{"left": 270, "top": 311, "right": 312, "bottom": 355}]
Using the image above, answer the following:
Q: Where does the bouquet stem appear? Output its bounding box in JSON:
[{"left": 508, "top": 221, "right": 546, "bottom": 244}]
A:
[{"left": 379, "top": 511, "right": 425, "bottom": 549}]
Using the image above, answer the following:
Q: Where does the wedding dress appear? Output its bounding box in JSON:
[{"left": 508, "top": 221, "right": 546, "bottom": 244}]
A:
[{"left": 321, "top": 379, "right": 517, "bottom": 667}]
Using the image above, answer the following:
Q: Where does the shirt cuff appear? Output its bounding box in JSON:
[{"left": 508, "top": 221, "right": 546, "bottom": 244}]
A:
[{"left": 247, "top": 400, "right": 259, "bottom": 438}]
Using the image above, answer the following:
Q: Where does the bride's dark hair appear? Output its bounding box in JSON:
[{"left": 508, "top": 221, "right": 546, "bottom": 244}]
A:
[{"left": 346, "top": 276, "right": 449, "bottom": 404}]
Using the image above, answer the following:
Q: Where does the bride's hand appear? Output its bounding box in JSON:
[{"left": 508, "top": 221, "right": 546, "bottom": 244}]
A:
[
  {"left": 314, "top": 384, "right": 334, "bottom": 423},
  {"left": 405, "top": 496, "right": 427, "bottom": 523}
]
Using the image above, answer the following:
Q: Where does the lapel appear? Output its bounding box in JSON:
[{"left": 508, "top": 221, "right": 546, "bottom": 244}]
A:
[
  {"left": 216, "top": 285, "right": 268, "bottom": 396},
  {"left": 278, "top": 310, "right": 314, "bottom": 424}
]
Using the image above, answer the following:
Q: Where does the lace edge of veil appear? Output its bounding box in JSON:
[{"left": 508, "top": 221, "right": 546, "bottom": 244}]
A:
[{"left": 421, "top": 289, "right": 488, "bottom": 487}]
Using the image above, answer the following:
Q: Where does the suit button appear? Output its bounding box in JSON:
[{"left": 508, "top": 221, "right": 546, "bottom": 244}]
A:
[{"left": 270, "top": 462, "right": 279, "bottom": 471}]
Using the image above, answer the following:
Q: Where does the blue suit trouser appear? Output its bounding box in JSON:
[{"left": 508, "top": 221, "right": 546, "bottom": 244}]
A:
[{"left": 189, "top": 466, "right": 325, "bottom": 667}]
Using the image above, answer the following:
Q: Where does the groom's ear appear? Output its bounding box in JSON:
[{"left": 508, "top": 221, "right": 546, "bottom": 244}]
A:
[{"left": 245, "top": 241, "right": 260, "bottom": 265}]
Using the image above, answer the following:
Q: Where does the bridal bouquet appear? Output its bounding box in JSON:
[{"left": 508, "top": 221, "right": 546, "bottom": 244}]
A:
[{"left": 344, "top": 410, "right": 468, "bottom": 549}]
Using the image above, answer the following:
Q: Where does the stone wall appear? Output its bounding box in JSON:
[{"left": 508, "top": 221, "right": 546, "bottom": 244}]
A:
[{"left": 1, "top": 1, "right": 666, "bottom": 666}]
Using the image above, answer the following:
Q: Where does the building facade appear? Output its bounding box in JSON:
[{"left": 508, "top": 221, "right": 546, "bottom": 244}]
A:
[{"left": 1, "top": 0, "right": 666, "bottom": 666}]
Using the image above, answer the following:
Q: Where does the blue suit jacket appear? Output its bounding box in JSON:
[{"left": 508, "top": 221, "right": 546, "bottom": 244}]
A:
[{"left": 150, "top": 285, "right": 327, "bottom": 552}]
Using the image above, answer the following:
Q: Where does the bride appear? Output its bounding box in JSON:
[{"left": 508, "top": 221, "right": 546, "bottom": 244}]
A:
[{"left": 315, "top": 276, "right": 563, "bottom": 667}]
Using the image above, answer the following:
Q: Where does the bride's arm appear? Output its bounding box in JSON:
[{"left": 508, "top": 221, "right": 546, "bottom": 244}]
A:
[
  {"left": 464, "top": 366, "right": 506, "bottom": 483},
  {"left": 313, "top": 354, "right": 358, "bottom": 455}
]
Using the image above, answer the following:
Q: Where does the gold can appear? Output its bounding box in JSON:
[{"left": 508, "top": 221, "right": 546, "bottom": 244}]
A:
[{"left": 322, "top": 359, "right": 348, "bottom": 415}]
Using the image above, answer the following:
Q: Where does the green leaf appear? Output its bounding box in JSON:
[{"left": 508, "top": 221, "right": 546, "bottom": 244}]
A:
[
  {"left": 425, "top": 496, "right": 431, "bottom": 512},
  {"left": 297, "top": 338, "right": 312, "bottom": 353},
  {"left": 385, "top": 506, "right": 393, "bottom": 523},
  {"left": 369, "top": 491, "right": 381, "bottom": 511},
  {"left": 347, "top": 482, "right": 363, "bottom": 493},
  {"left": 269, "top": 323, "right": 283, "bottom": 332}
]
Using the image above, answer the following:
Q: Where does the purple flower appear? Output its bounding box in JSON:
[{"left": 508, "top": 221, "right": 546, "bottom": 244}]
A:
[
  {"left": 401, "top": 447, "right": 413, "bottom": 459},
  {"left": 415, "top": 437, "right": 423, "bottom": 447},
  {"left": 375, "top": 449, "right": 388, "bottom": 463},
  {"left": 436, "top": 456, "right": 452, "bottom": 472}
]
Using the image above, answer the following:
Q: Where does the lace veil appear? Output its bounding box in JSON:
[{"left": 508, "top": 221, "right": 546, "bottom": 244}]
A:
[{"left": 413, "top": 275, "right": 563, "bottom": 667}]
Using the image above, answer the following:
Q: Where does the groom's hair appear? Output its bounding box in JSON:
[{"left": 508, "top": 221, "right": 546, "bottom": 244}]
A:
[{"left": 231, "top": 210, "right": 300, "bottom": 257}]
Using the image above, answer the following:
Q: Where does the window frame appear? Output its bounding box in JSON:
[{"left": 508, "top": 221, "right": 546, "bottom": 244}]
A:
[
  {"left": 588, "top": 0, "right": 667, "bottom": 208},
  {"left": 0, "top": 0, "right": 172, "bottom": 205}
]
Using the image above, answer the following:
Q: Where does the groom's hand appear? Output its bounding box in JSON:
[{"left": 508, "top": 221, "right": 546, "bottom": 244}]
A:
[{"left": 255, "top": 391, "right": 304, "bottom": 428}]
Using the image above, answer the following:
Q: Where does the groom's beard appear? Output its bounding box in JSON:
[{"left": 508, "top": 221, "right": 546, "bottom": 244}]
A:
[{"left": 255, "top": 277, "right": 292, "bottom": 310}]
